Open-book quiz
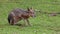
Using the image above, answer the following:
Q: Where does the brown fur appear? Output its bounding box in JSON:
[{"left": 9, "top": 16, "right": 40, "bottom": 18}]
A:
[{"left": 8, "top": 7, "right": 35, "bottom": 26}]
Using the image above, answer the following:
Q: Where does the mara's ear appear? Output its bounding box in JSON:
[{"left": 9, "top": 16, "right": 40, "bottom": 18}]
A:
[
  {"left": 27, "top": 7, "right": 30, "bottom": 11},
  {"left": 30, "top": 7, "right": 33, "bottom": 9}
]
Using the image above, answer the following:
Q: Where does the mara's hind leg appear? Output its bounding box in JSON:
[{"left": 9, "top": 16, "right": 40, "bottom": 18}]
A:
[
  {"left": 8, "top": 15, "right": 15, "bottom": 25},
  {"left": 8, "top": 17, "right": 16, "bottom": 25},
  {"left": 9, "top": 19, "right": 14, "bottom": 25},
  {"left": 11, "top": 17, "right": 19, "bottom": 25},
  {"left": 8, "top": 16, "right": 13, "bottom": 25},
  {"left": 10, "top": 17, "right": 20, "bottom": 25}
]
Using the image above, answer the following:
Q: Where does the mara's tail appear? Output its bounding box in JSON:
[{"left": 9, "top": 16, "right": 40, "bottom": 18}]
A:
[
  {"left": 8, "top": 15, "right": 11, "bottom": 24},
  {"left": 8, "top": 14, "right": 13, "bottom": 24}
]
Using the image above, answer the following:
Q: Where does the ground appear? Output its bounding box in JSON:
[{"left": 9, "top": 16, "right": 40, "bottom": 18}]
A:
[{"left": 0, "top": 0, "right": 60, "bottom": 34}]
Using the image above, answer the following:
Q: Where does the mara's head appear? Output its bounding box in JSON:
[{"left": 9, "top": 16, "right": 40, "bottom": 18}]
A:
[{"left": 27, "top": 7, "right": 36, "bottom": 17}]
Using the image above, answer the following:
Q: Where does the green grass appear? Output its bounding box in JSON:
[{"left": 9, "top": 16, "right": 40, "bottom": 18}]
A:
[{"left": 0, "top": 0, "right": 60, "bottom": 34}]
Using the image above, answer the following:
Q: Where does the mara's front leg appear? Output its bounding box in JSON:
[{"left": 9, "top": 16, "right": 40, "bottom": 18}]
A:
[{"left": 26, "top": 19, "right": 32, "bottom": 26}]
